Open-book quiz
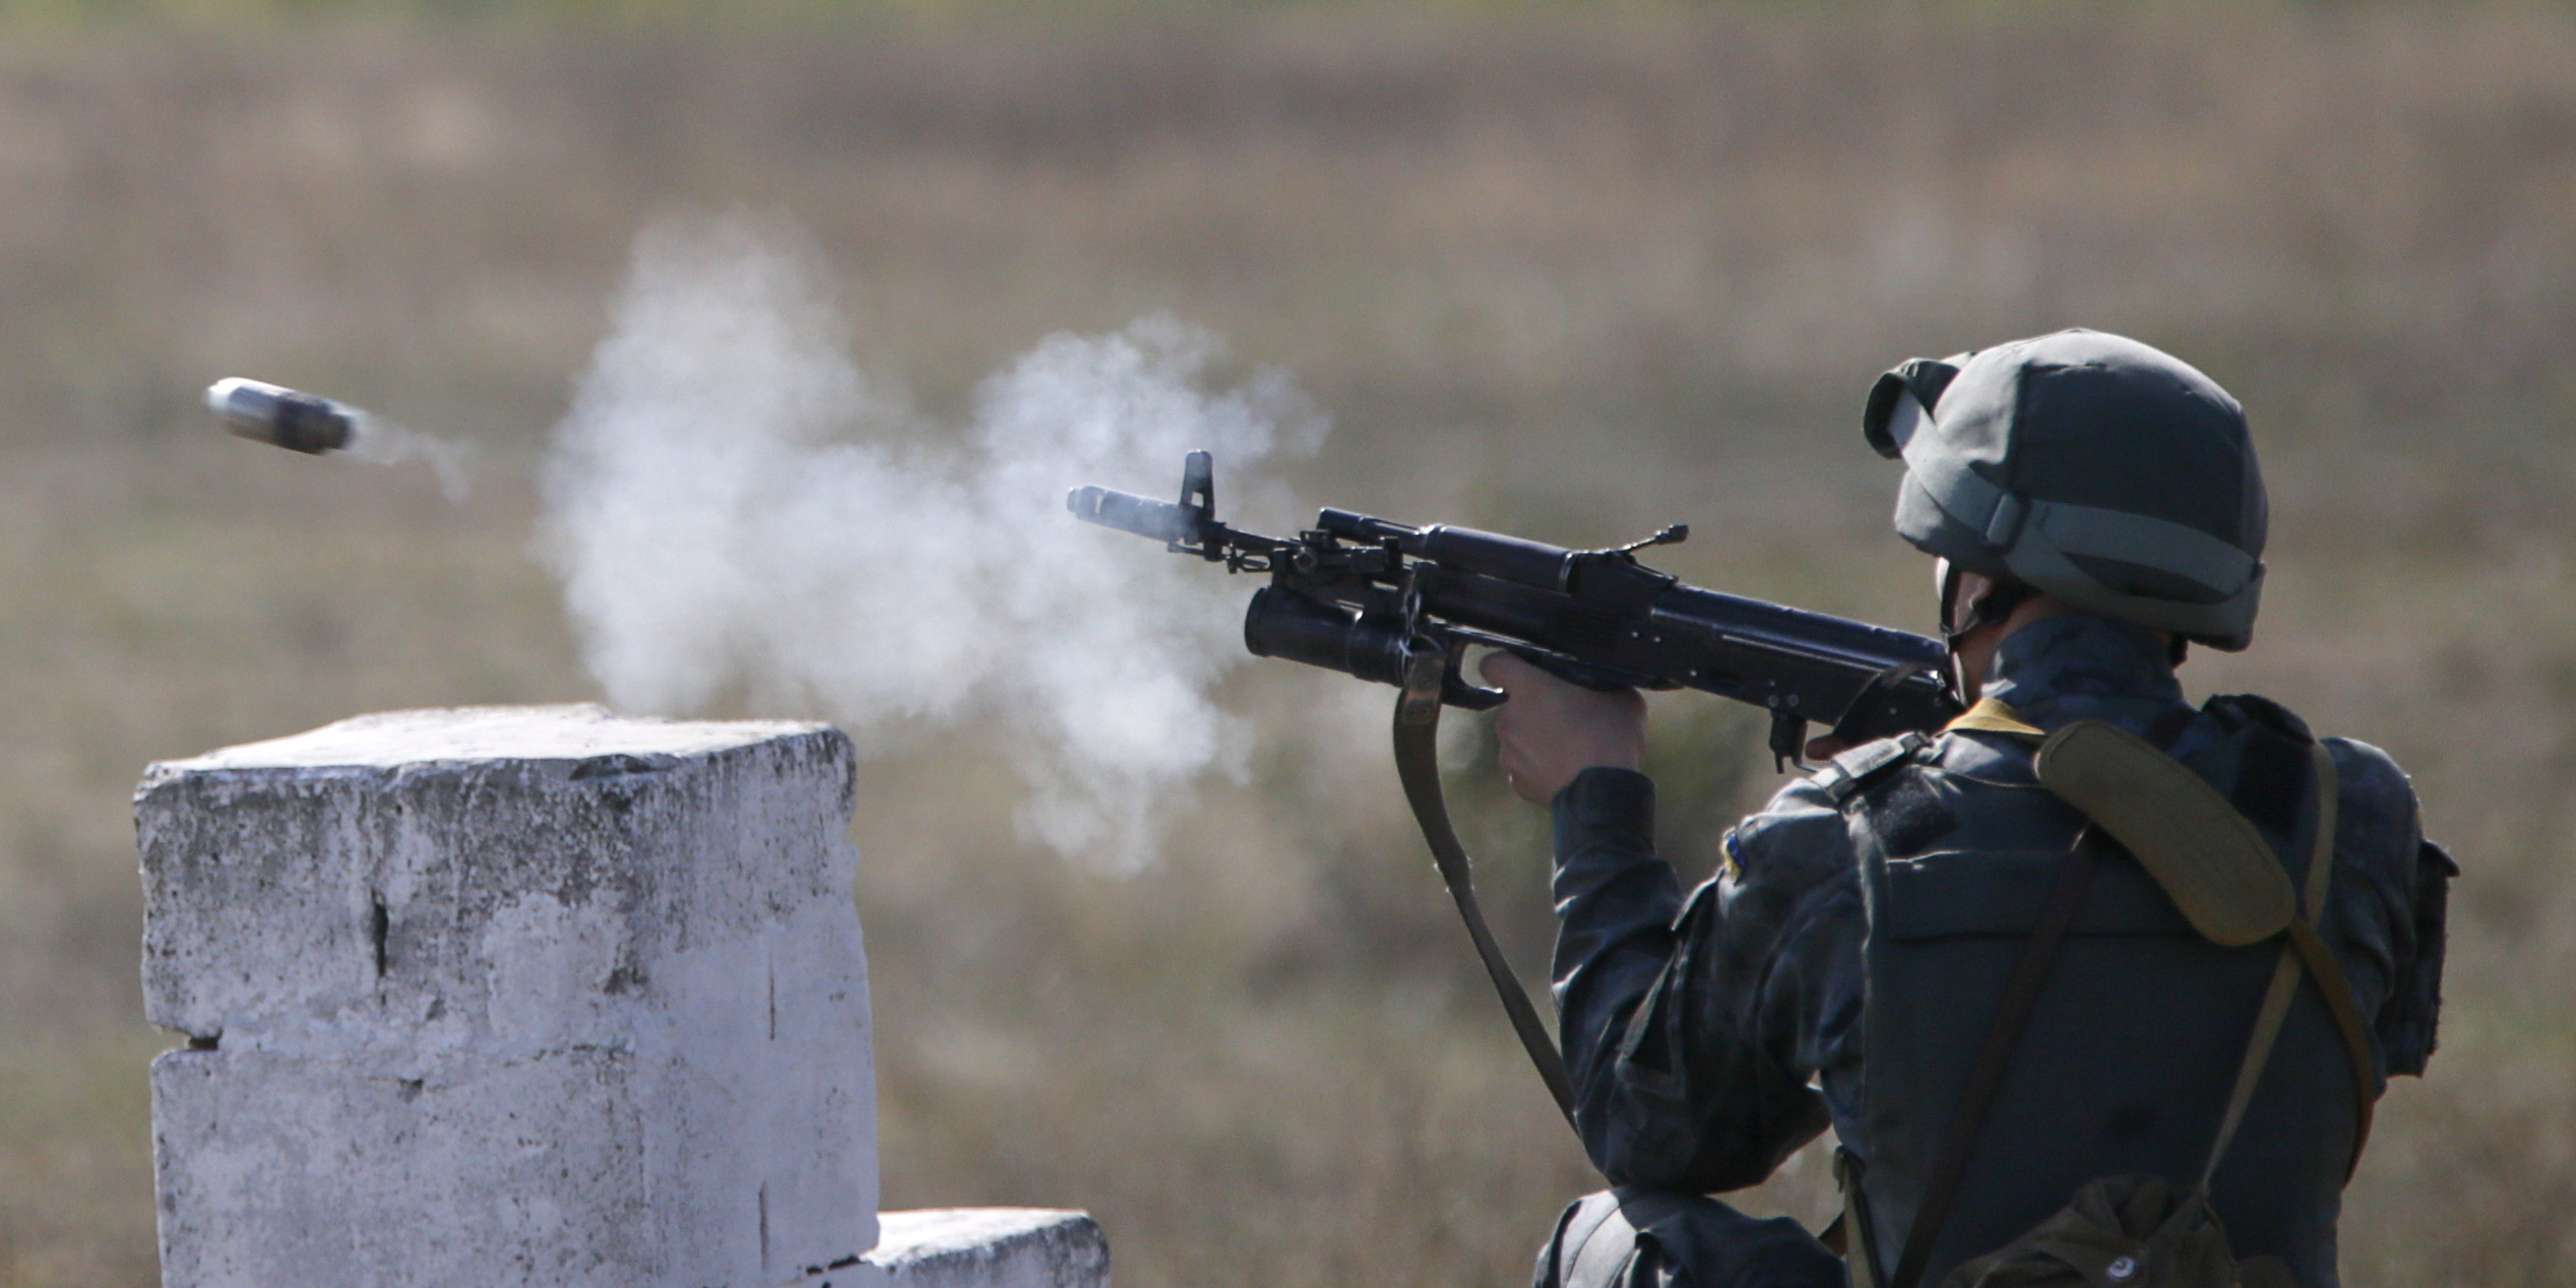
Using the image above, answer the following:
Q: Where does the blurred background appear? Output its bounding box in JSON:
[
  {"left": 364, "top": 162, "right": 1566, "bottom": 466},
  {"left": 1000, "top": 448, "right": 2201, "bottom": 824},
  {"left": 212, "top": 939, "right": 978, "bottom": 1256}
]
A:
[{"left": 0, "top": 1, "right": 2570, "bottom": 1284}]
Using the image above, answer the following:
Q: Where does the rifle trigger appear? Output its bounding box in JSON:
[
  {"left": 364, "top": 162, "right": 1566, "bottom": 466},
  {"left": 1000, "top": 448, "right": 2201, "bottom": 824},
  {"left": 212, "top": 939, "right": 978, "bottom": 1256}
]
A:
[{"left": 1443, "top": 651, "right": 1507, "bottom": 712}]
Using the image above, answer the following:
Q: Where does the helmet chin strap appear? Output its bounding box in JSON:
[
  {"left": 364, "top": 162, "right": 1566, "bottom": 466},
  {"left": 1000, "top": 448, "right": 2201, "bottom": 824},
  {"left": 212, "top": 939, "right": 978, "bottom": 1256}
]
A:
[{"left": 1939, "top": 563, "right": 2035, "bottom": 705}]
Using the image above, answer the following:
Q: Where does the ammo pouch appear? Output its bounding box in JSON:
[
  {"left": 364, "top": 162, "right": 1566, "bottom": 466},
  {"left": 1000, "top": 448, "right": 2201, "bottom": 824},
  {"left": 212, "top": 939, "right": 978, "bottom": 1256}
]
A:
[
  {"left": 1860, "top": 703, "right": 2377, "bottom": 1288},
  {"left": 1934, "top": 1174, "right": 2292, "bottom": 1288}
]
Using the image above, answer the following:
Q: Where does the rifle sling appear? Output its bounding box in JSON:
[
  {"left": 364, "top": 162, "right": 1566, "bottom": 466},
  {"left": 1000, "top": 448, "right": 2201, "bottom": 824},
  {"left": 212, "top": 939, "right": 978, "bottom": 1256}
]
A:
[{"left": 1392, "top": 642, "right": 1582, "bottom": 1131}]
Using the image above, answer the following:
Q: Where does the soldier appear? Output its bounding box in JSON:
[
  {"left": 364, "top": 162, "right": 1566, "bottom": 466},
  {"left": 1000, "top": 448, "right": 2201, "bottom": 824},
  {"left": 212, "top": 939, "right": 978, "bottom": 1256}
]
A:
[{"left": 1480, "top": 329, "right": 2454, "bottom": 1288}]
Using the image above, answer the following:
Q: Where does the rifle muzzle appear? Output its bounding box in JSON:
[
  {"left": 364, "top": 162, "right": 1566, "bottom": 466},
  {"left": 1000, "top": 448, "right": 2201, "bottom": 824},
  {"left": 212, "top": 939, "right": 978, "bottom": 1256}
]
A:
[{"left": 1067, "top": 484, "right": 1191, "bottom": 545}]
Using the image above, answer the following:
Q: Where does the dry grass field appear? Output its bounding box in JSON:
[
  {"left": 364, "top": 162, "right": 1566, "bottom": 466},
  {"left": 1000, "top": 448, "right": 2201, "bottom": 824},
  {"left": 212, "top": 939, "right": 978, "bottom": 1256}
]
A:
[{"left": 0, "top": 4, "right": 2570, "bottom": 1285}]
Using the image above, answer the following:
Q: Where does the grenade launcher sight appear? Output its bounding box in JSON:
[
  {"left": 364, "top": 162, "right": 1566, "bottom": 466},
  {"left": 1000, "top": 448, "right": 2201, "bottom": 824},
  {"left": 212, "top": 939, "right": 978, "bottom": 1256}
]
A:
[{"left": 1071, "top": 452, "right": 1962, "bottom": 768}]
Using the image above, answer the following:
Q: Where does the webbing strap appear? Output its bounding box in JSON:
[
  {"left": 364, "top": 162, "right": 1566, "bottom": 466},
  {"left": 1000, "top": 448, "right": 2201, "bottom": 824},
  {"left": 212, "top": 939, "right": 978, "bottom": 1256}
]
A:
[
  {"left": 1885, "top": 830, "right": 2105, "bottom": 1288},
  {"left": 2199, "top": 956, "right": 2302, "bottom": 1192},
  {"left": 1391, "top": 641, "right": 1581, "bottom": 1131},
  {"left": 2287, "top": 918, "right": 2377, "bottom": 1168},
  {"left": 1877, "top": 694, "right": 2047, "bottom": 1288},
  {"left": 2292, "top": 940, "right": 2379, "bottom": 1171},
  {"left": 1835, "top": 1148, "right": 1884, "bottom": 1288},
  {"left": 2195, "top": 742, "right": 2377, "bottom": 1186},
  {"left": 2193, "top": 741, "right": 2337, "bottom": 1196},
  {"left": 2287, "top": 740, "right": 2377, "bottom": 1167},
  {"left": 2143, "top": 740, "right": 2367, "bottom": 1261}
]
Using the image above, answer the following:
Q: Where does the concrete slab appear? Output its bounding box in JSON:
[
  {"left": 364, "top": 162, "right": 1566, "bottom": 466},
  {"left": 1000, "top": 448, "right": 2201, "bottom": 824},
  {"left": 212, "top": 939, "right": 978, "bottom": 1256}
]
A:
[{"left": 864, "top": 1209, "right": 1110, "bottom": 1288}]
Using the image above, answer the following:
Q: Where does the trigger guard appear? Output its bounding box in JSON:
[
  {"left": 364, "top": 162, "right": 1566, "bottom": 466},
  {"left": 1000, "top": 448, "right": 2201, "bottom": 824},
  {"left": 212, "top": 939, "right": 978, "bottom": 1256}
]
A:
[{"left": 1443, "top": 644, "right": 1507, "bottom": 711}]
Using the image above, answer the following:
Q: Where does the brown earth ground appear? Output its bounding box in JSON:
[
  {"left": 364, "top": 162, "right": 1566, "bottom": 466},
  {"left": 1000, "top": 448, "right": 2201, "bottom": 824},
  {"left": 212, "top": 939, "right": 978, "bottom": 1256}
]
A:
[{"left": 0, "top": 5, "right": 2569, "bottom": 1285}]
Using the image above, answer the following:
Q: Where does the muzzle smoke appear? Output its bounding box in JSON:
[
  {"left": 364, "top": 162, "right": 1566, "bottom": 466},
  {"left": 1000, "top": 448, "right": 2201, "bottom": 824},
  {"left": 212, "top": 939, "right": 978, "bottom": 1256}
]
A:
[
  {"left": 539, "top": 215, "right": 1327, "bottom": 871},
  {"left": 342, "top": 418, "right": 473, "bottom": 503}
]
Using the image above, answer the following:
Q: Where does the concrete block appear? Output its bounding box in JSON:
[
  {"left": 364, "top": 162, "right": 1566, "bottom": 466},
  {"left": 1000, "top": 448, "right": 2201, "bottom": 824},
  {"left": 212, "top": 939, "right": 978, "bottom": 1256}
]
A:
[
  {"left": 138, "top": 705, "right": 876, "bottom": 1288},
  {"left": 864, "top": 1210, "right": 1110, "bottom": 1288}
]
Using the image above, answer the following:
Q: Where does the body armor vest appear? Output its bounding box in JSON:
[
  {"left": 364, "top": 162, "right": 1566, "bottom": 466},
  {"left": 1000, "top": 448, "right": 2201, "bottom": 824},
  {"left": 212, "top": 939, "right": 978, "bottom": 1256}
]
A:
[{"left": 1847, "top": 700, "right": 2364, "bottom": 1288}]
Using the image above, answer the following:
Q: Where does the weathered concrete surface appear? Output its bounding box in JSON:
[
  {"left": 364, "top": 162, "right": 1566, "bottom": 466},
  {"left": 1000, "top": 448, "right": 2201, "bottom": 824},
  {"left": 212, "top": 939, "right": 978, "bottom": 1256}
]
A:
[
  {"left": 864, "top": 1210, "right": 1109, "bottom": 1288},
  {"left": 139, "top": 705, "right": 877, "bottom": 1288}
]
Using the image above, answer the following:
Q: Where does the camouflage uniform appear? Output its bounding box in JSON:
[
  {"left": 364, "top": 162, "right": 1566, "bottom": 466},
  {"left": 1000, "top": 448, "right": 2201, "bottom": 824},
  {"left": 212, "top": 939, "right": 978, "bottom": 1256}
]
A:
[{"left": 1534, "top": 613, "right": 2454, "bottom": 1288}]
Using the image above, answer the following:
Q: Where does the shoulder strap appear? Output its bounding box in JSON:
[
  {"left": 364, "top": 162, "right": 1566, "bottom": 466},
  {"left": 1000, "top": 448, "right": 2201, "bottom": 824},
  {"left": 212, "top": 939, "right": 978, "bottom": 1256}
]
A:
[
  {"left": 2034, "top": 722, "right": 2376, "bottom": 1162},
  {"left": 2038, "top": 720, "right": 2296, "bottom": 948}
]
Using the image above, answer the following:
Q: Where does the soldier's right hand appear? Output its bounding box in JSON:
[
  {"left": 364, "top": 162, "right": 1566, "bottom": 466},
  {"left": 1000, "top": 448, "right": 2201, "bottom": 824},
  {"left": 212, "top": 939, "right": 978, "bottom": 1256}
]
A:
[{"left": 1478, "top": 651, "right": 1647, "bottom": 805}]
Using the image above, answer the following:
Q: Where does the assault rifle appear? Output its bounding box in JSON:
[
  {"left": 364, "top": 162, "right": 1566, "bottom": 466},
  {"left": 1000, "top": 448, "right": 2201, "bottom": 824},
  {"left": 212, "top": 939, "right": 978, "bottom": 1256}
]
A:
[
  {"left": 1069, "top": 451, "right": 1960, "bottom": 764},
  {"left": 1068, "top": 451, "right": 1962, "bottom": 1131}
]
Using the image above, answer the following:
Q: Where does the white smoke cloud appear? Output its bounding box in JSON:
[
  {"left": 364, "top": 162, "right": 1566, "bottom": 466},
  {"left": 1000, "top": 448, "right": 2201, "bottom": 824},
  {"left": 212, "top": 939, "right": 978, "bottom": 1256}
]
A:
[{"left": 539, "top": 214, "right": 1326, "bottom": 871}]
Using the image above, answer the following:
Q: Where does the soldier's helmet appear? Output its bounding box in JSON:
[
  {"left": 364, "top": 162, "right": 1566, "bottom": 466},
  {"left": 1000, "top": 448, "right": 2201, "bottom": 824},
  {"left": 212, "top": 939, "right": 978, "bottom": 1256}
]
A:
[{"left": 1860, "top": 328, "right": 2268, "bottom": 651}]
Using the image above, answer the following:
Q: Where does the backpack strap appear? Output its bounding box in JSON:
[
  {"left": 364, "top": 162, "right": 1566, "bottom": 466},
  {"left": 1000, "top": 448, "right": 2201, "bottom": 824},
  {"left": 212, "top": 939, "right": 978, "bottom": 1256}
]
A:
[{"left": 2036, "top": 720, "right": 2296, "bottom": 948}]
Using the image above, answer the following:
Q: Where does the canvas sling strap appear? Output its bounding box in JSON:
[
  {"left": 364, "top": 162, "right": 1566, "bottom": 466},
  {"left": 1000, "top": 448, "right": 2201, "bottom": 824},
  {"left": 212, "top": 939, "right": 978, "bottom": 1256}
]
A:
[
  {"left": 1871, "top": 701, "right": 2376, "bottom": 1288},
  {"left": 1392, "top": 640, "right": 1582, "bottom": 1132}
]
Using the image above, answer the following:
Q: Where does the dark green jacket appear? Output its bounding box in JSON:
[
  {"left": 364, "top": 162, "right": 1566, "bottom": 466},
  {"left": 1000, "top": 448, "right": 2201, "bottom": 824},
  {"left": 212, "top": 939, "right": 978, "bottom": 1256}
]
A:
[{"left": 1549, "top": 614, "right": 2453, "bottom": 1286}]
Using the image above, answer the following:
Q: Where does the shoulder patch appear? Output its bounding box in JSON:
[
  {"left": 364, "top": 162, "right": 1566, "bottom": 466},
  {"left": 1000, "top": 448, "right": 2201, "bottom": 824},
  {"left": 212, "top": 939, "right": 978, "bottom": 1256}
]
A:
[{"left": 1810, "top": 733, "right": 1929, "bottom": 805}]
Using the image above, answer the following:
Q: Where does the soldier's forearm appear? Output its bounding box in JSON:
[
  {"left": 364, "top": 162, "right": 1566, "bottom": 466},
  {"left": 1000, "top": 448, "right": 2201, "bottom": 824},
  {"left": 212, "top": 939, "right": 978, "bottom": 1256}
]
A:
[{"left": 1547, "top": 769, "right": 1696, "bottom": 1158}]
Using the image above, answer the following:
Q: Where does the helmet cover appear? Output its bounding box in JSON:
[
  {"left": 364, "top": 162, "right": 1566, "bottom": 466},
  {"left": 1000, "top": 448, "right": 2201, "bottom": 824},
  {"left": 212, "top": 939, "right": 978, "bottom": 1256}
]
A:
[{"left": 1861, "top": 329, "right": 2267, "bottom": 650}]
